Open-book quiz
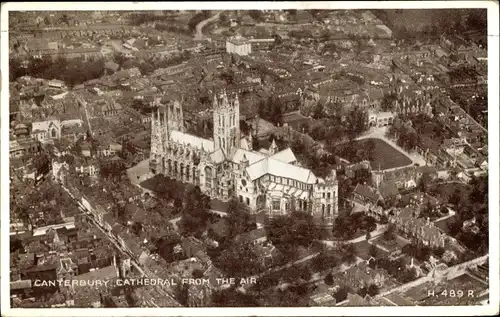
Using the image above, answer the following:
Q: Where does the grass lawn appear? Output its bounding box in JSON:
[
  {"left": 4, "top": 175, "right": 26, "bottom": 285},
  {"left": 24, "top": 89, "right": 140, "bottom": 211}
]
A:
[
  {"left": 337, "top": 138, "right": 412, "bottom": 170},
  {"left": 353, "top": 240, "right": 389, "bottom": 260},
  {"left": 372, "top": 235, "right": 410, "bottom": 253}
]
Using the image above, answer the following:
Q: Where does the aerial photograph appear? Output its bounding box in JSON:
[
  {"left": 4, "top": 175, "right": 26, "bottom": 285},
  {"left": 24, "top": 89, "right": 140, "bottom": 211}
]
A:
[{"left": 6, "top": 7, "right": 490, "bottom": 309}]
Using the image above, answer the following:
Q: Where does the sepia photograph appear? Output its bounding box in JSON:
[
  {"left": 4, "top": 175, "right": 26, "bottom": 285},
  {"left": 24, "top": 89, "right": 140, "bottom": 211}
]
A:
[{"left": 1, "top": 1, "right": 498, "bottom": 316}]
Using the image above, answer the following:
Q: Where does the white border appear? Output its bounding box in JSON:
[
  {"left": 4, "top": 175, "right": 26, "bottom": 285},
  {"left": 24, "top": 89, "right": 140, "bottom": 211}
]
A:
[{"left": 1, "top": 1, "right": 498, "bottom": 316}]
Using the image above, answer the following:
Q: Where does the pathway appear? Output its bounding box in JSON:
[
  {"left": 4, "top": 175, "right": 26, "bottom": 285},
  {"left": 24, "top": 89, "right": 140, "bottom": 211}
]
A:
[
  {"left": 321, "top": 223, "right": 388, "bottom": 247},
  {"left": 237, "top": 252, "right": 321, "bottom": 291},
  {"left": 432, "top": 207, "right": 456, "bottom": 223}
]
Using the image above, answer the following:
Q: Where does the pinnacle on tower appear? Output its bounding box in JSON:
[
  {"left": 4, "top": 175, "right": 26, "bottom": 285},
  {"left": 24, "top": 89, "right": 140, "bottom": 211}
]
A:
[{"left": 270, "top": 138, "right": 278, "bottom": 155}]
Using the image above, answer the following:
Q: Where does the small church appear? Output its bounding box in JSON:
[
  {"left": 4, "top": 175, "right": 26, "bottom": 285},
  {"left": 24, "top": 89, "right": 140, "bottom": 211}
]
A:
[{"left": 149, "top": 90, "right": 338, "bottom": 225}]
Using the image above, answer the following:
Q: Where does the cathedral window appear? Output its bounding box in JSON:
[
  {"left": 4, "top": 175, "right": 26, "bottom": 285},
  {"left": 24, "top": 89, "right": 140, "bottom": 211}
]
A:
[
  {"left": 272, "top": 199, "right": 280, "bottom": 211},
  {"left": 246, "top": 197, "right": 250, "bottom": 205},
  {"left": 239, "top": 195, "right": 243, "bottom": 202},
  {"left": 327, "top": 192, "right": 331, "bottom": 199}
]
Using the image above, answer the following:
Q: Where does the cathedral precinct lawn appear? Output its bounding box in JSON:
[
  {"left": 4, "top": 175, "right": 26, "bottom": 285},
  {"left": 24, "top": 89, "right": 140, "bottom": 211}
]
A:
[{"left": 336, "top": 138, "right": 412, "bottom": 170}]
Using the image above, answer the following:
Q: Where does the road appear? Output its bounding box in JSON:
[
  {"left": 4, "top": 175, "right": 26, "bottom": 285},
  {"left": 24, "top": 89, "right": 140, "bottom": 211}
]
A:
[
  {"left": 194, "top": 12, "right": 220, "bottom": 41},
  {"left": 60, "top": 183, "right": 181, "bottom": 307}
]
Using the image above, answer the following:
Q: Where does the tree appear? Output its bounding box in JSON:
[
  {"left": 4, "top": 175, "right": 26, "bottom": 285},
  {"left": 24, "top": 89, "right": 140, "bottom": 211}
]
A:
[
  {"left": 251, "top": 136, "right": 260, "bottom": 151},
  {"left": 174, "top": 284, "right": 189, "bottom": 306},
  {"left": 192, "top": 269, "right": 204, "bottom": 279},
  {"left": 267, "top": 211, "right": 320, "bottom": 259},
  {"left": 346, "top": 106, "right": 368, "bottom": 139},
  {"left": 367, "top": 283, "right": 379, "bottom": 296},
  {"left": 131, "top": 222, "right": 143, "bottom": 236},
  {"left": 333, "top": 286, "right": 348, "bottom": 303},
  {"left": 219, "top": 12, "right": 230, "bottom": 27},
  {"left": 188, "top": 11, "right": 210, "bottom": 32},
  {"left": 179, "top": 186, "right": 211, "bottom": 238},
  {"left": 312, "top": 252, "right": 338, "bottom": 272},
  {"left": 215, "top": 242, "right": 263, "bottom": 276},
  {"left": 324, "top": 272, "right": 334, "bottom": 286},
  {"left": 211, "top": 288, "right": 259, "bottom": 307},
  {"left": 368, "top": 243, "right": 379, "bottom": 258},
  {"left": 226, "top": 198, "right": 256, "bottom": 238},
  {"left": 418, "top": 172, "right": 431, "bottom": 193},
  {"left": 113, "top": 52, "right": 127, "bottom": 68},
  {"left": 248, "top": 10, "right": 264, "bottom": 22},
  {"left": 11, "top": 238, "right": 24, "bottom": 253},
  {"left": 342, "top": 243, "right": 357, "bottom": 264},
  {"left": 383, "top": 223, "right": 396, "bottom": 241}
]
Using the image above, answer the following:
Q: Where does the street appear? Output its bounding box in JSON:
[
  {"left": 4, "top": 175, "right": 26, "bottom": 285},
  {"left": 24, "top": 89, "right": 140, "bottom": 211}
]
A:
[{"left": 60, "top": 183, "right": 181, "bottom": 306}]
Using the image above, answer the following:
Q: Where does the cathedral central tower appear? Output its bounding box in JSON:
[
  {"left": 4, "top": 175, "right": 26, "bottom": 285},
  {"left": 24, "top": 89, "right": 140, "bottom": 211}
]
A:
[{"left": 212, "top": 90, "right": 240, "bottom": 156}]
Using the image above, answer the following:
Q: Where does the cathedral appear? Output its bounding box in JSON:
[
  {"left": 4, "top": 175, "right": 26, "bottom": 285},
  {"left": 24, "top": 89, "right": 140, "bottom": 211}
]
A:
[{"left": 149, "top": 91, "right": 338, "bottom": 225}]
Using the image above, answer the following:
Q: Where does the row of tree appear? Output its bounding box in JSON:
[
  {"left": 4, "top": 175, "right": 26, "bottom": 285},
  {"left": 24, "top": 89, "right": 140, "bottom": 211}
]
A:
[
  {"left": 386, "top": 118, "right": 419, "bottom": 152},
  {"left": 10, "top": 56, "right": 105, "bottom": 87},
  {"left": 332, "top": 213, "right": 377, "bottom": 240}
]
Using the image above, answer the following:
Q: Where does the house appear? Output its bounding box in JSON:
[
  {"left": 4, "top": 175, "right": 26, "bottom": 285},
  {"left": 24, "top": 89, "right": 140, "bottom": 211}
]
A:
[
  {"left": 378, "top": 180, "right": 399, "bottom": 202},
  {"left": 367, "top": 111, "right": 396, "bottom": 128},
  {"left": 14, "top": 123, "right": 30, "bottom": 138},
  {"left": 352, "top": 184, "right": 381, "bottom": 207},
  {"left": 372, "top": 166, "right": 420, "bottom": 190},
  {"left": 181, "top": 236, "right": 207, "bottom": 258},
  {"left": 309, "top": 292, "right": 337, "bottom": 306},
  {"left": 345, "top": 160, "right": 371, "bottom": 179},
  {"left": 253, "top": 242, "right": 280, "bottom": 268},
  {"left": 9, "top": 138, "right": 41, "bottom": 159},
  {"left": 401, "top": 192, "right": 441, "bottom": 215},
  {"left": 338, "top": 262, "right": 387, "bottom": 291},
  {"left": 390, "top": 207, "right": 446, "bottom": 249},
  {"left": 416, "top": 136, "right": 441, "bottom": 167},
  {"left": 74, "top": 160, "right": 99, "bottom": 177},
  {"left": 104, "top": 61, "right": 120, "bottom": 75},
  {"left": 226, "top": 35, "right": 252, "bottom": 56},
  {"left": 31, "top": 119, "right": 62, "bottom": 141},
  {"left": 97, "top": 142, "right": 122, "bottom": 157},
  {"left": 48, "top": 79, "right": 66, "bottom": 89},
  {"left": 462, "top": 217, "right": 480, "bottom": 234}
]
